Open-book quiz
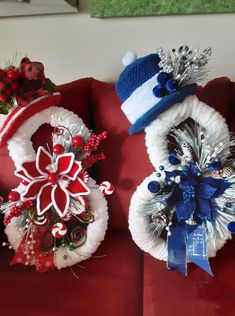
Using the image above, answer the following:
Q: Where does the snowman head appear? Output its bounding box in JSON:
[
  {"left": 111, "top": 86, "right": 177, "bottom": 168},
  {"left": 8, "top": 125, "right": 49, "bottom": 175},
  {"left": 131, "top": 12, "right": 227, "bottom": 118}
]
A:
[{"left": 116, "top": 46, "right": 211, "bottom": 134}]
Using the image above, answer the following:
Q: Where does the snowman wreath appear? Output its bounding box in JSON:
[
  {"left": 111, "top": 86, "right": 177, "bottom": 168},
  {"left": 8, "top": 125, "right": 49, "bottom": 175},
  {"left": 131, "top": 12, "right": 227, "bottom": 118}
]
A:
[
  {"left": 116, "top": 46, "right": 235, "bottom": 276},
  {"left": 0, "top": 57, "right": 113, "bottom": 272}
]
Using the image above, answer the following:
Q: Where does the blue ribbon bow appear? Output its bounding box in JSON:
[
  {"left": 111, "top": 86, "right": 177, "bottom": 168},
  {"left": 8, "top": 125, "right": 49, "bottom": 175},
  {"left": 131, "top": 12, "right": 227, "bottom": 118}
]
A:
[{"left": 165, "top": 163, "right": 230, "bottom": 275}]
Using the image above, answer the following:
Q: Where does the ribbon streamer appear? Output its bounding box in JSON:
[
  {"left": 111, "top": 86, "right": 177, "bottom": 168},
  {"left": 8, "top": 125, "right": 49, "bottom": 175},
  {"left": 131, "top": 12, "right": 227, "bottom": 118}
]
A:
[
  {"left": 11, "top": 225, "right": 54, "bottom": 272},
  {"left": 167, "top": 223, "right": 187, "bottom": 275},
  {"left": 167, "top": 222, "right": 213, "bottom": 276},
  {"left": 187, "top": 223, "right": 213, "bottom": 276}
]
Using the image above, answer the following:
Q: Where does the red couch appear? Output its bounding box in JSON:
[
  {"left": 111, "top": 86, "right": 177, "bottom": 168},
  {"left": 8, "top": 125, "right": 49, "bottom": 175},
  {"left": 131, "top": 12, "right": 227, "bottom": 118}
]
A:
[{"left": 0, "top": 77, "right": 234, "bottom": 316}]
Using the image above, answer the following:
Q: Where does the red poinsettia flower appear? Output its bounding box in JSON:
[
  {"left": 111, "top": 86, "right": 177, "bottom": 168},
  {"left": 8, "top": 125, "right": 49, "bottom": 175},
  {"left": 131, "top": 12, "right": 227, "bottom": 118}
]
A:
[{"left": 15, "top": 146, "right": 90, "bottom": 217}]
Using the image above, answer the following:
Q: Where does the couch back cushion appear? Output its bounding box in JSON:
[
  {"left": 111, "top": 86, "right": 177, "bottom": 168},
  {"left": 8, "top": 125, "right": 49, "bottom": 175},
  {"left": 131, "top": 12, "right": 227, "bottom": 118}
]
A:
[
  {"left": 197, "top": 77, "right": 235, "bottom": 132},
  {"left": 91, "top": 80, "right": 153, "bottom": 230}
]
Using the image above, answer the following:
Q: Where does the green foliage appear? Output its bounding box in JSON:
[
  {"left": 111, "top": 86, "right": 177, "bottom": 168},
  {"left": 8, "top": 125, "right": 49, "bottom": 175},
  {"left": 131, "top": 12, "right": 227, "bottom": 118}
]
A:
[
  {"left": 89, "top": 0, "right": 235, "bottom": 17},
  {"left": 0, "top": 100, "right": 14, "bottom": 115},
  {"left": 44, "top": 78, "right": 58, "bottom": 93}
]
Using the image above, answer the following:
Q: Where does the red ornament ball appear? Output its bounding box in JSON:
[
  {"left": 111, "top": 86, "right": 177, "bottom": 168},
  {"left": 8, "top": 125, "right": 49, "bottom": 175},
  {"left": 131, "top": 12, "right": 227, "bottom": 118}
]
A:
[
  {"left": 53, "top": 144, "right": 64, "bottom": 155},
  {"left": 72, "top": 135, "right": 84, "bottom": 147},
  {"left": 8, "top": 191, "right": 20, "bottom": 202},
  {"left": 6, "top": 67, "right": 20, "bottom": 81},
  {"left": 48, "top": 173, "right": 58, "bottom": 184}
]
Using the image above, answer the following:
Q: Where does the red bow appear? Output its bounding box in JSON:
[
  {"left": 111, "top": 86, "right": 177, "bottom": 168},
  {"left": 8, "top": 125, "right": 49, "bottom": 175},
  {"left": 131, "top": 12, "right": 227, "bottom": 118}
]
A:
[{"left": 0, "top": 57, "right": 48, "bottom": 107}]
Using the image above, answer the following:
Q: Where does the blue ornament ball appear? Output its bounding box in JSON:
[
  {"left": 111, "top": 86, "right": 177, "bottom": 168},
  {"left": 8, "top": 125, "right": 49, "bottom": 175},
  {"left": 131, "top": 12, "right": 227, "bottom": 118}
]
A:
[
  {"left": 168, "top": 153, "right": 180, "bottom": 165},
  {"left": 166, "top": 78, "right": 178, "bottom": 92},
  {"left": 147, "top": 181, "right": 160, "bottom": 193},
  {"left": 228, "top": 222, "right": 235, "bottom": 234},
  {"left": 210, "top": 160, "right": 222, "bottom": 171},
  {"left": 153, "top": 85, "right": 166, "bottom": 98},
  {"left": 157, "top": 72, "right": 170, "bottom": 86}
]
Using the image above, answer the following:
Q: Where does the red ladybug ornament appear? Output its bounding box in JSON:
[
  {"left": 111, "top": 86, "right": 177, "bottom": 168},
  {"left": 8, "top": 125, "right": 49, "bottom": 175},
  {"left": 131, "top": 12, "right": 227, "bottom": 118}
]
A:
[
  {"left": 72, "top": 135, "right": 84, "bottom": 147},
  {"left": 53, "top": 144, "right": 64, "bottom": 155},
  {"left": 8, "top": 191, "right": 20, "bottom": 202}
]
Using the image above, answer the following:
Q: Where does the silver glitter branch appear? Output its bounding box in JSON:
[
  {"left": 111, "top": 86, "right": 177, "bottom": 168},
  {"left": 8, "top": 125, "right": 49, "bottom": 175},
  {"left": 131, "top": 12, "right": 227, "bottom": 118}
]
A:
[
  {"left": 157, "top": 45, "right": 211, "bottom": 87},
  {"left": 169, "top": 120, "right": 234, "bottom": 170}
]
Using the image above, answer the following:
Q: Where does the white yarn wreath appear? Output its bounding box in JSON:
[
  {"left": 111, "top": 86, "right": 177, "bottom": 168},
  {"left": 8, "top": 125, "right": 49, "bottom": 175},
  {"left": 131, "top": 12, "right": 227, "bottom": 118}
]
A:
[
  {"left": 129, "top": 95, "right": 234, "bottom": 261},
  {"left": 4, "top": 106, "right": 109, "bottom": 269}
]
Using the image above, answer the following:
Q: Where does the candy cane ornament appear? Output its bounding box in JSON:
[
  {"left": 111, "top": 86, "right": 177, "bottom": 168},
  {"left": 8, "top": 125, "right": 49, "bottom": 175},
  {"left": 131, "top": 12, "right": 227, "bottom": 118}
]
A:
[
  {"left": 99, "top": 181, "right": 115, "bottom": 195},
  {"left": 52, "top": 222, "right": 68, "bottom": 239}
]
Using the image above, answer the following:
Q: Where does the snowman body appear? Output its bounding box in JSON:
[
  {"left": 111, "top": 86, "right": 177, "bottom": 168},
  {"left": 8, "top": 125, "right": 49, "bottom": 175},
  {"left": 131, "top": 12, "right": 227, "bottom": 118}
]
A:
[
  {"left": 129, "top": 95, "right": 234, "bottom": 268},
  {"left": 0, "top": 58, "right": 111, "bottom": 272},
  {"left": 2, "top": 104, "right": 109, "bottom": 271},
  {"left": 116, "top": 48, "right": 235, "bottom": 275}
]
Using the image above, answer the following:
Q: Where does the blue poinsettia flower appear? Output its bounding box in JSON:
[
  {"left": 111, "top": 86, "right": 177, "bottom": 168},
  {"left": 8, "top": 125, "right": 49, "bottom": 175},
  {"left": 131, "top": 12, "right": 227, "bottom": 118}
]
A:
[{"left": 165, "top": 163, "right": 231, "bottom": 223}]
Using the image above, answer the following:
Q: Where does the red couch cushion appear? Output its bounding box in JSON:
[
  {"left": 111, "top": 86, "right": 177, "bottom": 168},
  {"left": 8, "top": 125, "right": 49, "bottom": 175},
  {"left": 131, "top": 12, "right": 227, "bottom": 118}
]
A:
[
  {"left": 196, "top": 77, "right": 235, "bottom": 131},
  {"left": 0, "top": 78, "right": 93, "bottom": 198},
  {"left": 143, "top": 240, "right": 235, "bottom": 316},
  {"left": 91, "top": 80, "right": 153, "bottom": 230},
  {"left": 0, "top": 230, "right": 143, "bottom": 316},
  {"left": 0, "top": 78, "right": 144, "bottom": 316}
]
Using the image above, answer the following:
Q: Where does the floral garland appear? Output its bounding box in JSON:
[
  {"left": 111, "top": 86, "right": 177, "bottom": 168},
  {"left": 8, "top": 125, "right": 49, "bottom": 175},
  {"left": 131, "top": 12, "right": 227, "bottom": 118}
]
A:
[
  {"left": 129, "top": 96, "right": 235, "bottom": 275},
  {"left": 1, "top": 106, "right": 113, "bottom": 272}
]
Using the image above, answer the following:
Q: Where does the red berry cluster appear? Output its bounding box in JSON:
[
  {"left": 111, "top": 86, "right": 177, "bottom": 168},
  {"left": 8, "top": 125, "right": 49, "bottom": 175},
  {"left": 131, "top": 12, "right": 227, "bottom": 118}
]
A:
[
  {"left": 4, "top": 200, "right": 34, "bottom": 225},
  {"left": 82, "top": 153, "right": 106, "bottom": 169},
  {"left": 83, "top": 132, "right": 107, "bottom": 154}
]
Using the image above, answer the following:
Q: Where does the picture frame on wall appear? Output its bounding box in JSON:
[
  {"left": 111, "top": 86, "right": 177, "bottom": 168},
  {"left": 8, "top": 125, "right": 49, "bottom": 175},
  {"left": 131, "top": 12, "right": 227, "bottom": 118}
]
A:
[
  {"left": 0, "top": 0, "right": 79, "bottom": 17},
  {"left": 89, "top": 0, "right": 235, "bottom": 18}
]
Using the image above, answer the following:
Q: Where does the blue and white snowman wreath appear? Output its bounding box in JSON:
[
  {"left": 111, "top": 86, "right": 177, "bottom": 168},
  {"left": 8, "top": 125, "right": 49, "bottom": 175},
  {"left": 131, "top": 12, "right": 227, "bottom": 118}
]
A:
[{"left": 116, "top": 46, "right": 235, "bottom": 276}]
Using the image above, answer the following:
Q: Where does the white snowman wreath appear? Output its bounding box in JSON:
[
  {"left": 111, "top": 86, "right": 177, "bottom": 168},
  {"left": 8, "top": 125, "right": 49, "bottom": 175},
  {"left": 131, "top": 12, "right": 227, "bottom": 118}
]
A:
[
  {"left": 0, "top": 58, "right": 113, "bottom": 272},
  {"left": 116, "top": 46, "right": 235, "bottom": 276}
]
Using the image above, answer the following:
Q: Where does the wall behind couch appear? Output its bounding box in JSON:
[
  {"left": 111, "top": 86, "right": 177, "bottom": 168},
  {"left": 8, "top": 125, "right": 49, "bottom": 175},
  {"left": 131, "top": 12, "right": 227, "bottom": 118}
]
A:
[{"left": 0, "top": 0, "right": 234, "bottom": 85}]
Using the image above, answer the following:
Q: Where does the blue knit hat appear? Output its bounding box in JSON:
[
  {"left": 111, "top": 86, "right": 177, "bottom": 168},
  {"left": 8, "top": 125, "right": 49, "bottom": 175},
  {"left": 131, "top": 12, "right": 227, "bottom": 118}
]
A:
[{"left": 115, "top": 47, "right": 210, "bottom": 134}]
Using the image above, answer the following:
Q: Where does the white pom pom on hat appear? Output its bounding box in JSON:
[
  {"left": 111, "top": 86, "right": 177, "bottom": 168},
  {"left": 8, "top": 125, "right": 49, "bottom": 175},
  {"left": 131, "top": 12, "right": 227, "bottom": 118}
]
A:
[{"left": 122, "top": 51, "right": 137, "bottom": 67}]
